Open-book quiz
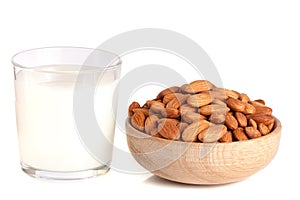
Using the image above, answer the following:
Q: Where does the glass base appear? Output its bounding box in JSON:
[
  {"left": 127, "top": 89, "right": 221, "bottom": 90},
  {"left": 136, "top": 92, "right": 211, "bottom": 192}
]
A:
[{"left": 21, "top": 162, "right": 110, "bottom": 181}]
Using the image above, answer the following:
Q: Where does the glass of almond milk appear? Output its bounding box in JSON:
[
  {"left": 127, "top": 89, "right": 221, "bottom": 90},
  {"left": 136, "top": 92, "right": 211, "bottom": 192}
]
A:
[{"left": 12, "top": 47, "right": 121, "bottom": 180}]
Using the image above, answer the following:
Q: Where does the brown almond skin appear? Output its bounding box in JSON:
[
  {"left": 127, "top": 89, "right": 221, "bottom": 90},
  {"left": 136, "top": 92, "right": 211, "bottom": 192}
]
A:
[
  {"left": 247, "top": 114, "right": 275, "bottom": 125},
  {"left": 268, "top": 122, "right": 275, "bottom": 131},
  {"left": 250, "top": 100, "right": 265, "bottom": 107},
  {"left": 181, "top": 80, "right": 215, "bottom": 94},
  {"left": 253, "top": 105, "right": 273, "bottom": 115},
  {"left": 148, "top": 103, "right": 165, "bottom": 114},
  {"left": 225, "top": 114, "right": 238, "bottom": 130},
  {"left": 187, "top": 93, "right": 213, "bottom": 107},
  {"left": 132, "top": 108, "right": 149, "bottom": 117},
  {"left": 163, "top": 93, "right": 175, "bottom": 104},
  {"left": 254, "top": 99, "right": 265, "bottom": 105},
  {"left": 164, "top": 93, "right": 188, "bottom": 104},
  {"left": 128, "top": 102, "right": 140, "bottom": 116},
  {"left": 177, "top": 122, "right": 189, "bottom": 134},
  {"left": 233, "top": 128, "right": 248, "bottom": 141},
  {"left": 144, "top": 100, "right": 161, "bottom": 108},
  {"left": 198, "top": 125, "right": 227, "bottom": 143},
  {"left": 180, "top": 104, "right": 197, "bottom": 114},
  {"left": 243, "top": 103, "right": 256, "bottom": 115},
  {"left": 157, "top": 119, "right": 180, "bottom": 140},
  {"left": 250, "top": 101, "right": 272, "bottom": 114},
  {"left": 209, "top": 114, "right": 226, "bottom": 124},
  {"left": 145, "top": 115, "right": 159, "bottom": 135},
  {"left": 166, "top": 98, "right": 180, "bottom": 109},
  {"left": 129, "top": 81, "right": 276, "bottom": 143},
  {"left": 235, "top": 112, "right": 247, "bottom": 127},
  {"left": 160, "top": 108, "right": 180, "bottom": 118},
  {"left": 182, "top": 112, "right": 207, "bottom": 123},
  {"left": 212, "top": 99, "right": 227, "bottom": 106},
  {"left": 258, "top": 123, "right": 270, "bottom": 135},
  {"left": 245, "top": 126, "right": 261, "bottom": 139},
  {"left": 144, "top": 100, "right": 165, "bottom": 113},
  {"left": 248, "top": 118, "right": 258, "bottom": 129},
  {"left": 219, "top": 131, "right": 233, "bottom": 143},
  {"left": 225, "top": 89, "right": 240, "bottom": 99},
  {"left": 239, "top": 93, "right": 250, "bottom": 103},
  {"left": 157, "top": 86, "right": 180, "bottom": 99},
  {"left": 209, "top": 90, "right": 227, "bottom": 101},
  {"left": 182, "top": 122, "right": 209, "bottom": 142},
  {"left": 226, "top": 97, "right": 245, "bottom": 112},
  {"left": 199, "top": 104, "right": 228, "bottom": 116},
  {"left": 166, "top": 94, "right": 190, "bottom": 109},
  {"left": 131, "top": 111, "right": 146, "bottom": 132}
]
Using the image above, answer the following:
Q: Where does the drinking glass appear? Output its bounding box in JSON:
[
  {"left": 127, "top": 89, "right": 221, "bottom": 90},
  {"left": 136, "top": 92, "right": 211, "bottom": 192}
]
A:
[{"left": 12, "top": 47, "right": 121, "bottom": 180}]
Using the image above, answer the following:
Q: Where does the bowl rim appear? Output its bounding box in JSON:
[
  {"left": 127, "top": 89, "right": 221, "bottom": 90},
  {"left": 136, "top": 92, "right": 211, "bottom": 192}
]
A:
[{"left": 126, "top": 117, "right": 281, "bottom": 146}]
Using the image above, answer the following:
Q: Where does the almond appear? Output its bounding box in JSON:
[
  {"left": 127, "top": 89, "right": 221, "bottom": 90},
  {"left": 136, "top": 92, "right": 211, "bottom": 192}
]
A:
[
  {"left": 258, "top": 123, "right": 270, "bottom": 136},
  {"left": 166, "top": 98, "right": 180, "bottom": 109},
  {"left": 245, "top": 126, "right": 261, "bottom": 139},
  {"left": 187, "top": 93, "right": 213, "bottom": 107},
  {"left": 177, "top": 122, "right": 189, "bottom": 134},
  {"left": 182, "top": 122, "right": 209, "bottom": 142},
  {"left": 145, "top": 115, "right": 159, "bottom": 135},
  {"left": 248, "top": 118, "right": 257, "bottom": 129},
  {"left": 247, "top": 114, "right": 275, "bottom": 125},
  {"left": 182, "top": 112, "right": 207, "bottom": 123},
  {"left": 219, "top": 131, "right": 233, "bottom": 143},
  {"left": 198, "top": 124, "right": 227, "bottom": 143},
  {"left": 226, "top": 97, "right": 245, "bottom": 112},
  {"left": 157, "top": 118, "right": 180, "bottom": 140},
  {"left": 199, "top": 104, "right": 228, "bottom": 116},
  {"left": 254, "top": 99, "right": 265, "bottom": 105},
  {"left": 131, "top": 111, "right": 146, "bottom": 132},
  {"left": 235, "top": 112, "right": 247, "bottom": 127},
  {"left": 160, "top": 108, "right": 180, "bottom": 118},
  {"left": 147, "top": 101, "right": 165, "bottom": 113},
  {"left": 225, "top": 114, "right": 238, "bottom": 130},
  {"left": 233, "top": 127, "right": 248, "bottom": 141},
  {"left": 250, "top": 101, "right": 265, "bottom": 107},
  {"left": 157, "top": 86, "right": 180, "bottom": 99},
  {"left": 162, "top": 93, "right": 176, "bottom": 104},
  {"left": 179, "top": 104, "right": 197, "bottom": 114},
  {"left": 212, "top": 98, "right": 227, "bottom": 106},
  {"left": 239, "top": 93, "right": 250, "bottom": 103},
  {"left": 143, "top": 100, "right": 154, "bottom": 108},
  {"left": 243, "top": 103, "right": 256, "bottom": 114},
  {"left": 166, "top": 94, "right": 190, "bottom": 109},
  {"left": 128, "top": 79, "right": 277, "bottom": 143},
  {"left": 209, "top": 114, "right": 226, "bottom": 124},
  {"left": 181, "top": 80, "right": 215, "bottom": 94},
  {"left": 250, "top": 102, "right": 272, "bottom": 115},
  {"left": 208, "top": 89, "right": 227, "bottom": 101},
  {"left": 145, "top": 100, "right": 164, "bottom": 107},
  {"left": 225, "top": 89, "right": 240, "bottom": 99},
  {"left": 254, "top": 106, "right": 272, "bottom": 115},
  {"left": 128, "top": 102, "right": 140, "bottom": 116},
  {"left": 132, "top": 108, "right": 149, "bottom": 117},
  {"left": 268, "top": 122, "right": 275, "bottom": 131}
]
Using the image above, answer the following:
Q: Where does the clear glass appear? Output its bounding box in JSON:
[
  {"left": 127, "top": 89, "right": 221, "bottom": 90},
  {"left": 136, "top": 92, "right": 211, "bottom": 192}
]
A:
[{"left": 12, "top": 47, "right": 121, "bottom": 180}]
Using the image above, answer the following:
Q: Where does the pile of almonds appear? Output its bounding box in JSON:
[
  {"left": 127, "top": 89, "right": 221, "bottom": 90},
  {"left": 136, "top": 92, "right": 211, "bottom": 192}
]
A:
[{"left": 128, "top": 80, "right": 275, "bottom": 143}]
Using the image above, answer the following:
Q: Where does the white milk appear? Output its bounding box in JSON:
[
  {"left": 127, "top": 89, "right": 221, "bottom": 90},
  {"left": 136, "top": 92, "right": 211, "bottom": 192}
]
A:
[{"left": 15, "top": 65, "right": 118, "bottom": 172}]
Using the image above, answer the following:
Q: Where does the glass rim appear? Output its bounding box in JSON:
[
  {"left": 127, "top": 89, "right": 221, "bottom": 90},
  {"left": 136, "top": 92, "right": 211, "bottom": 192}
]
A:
[{"left": 11, "top": 46, "right": 122, "bottom": 72}]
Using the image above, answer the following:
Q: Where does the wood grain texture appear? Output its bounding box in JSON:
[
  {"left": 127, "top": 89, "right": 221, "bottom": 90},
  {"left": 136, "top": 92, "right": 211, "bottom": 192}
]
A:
[{"left": 126, "top": 118, "right": 281, "bottom": 185}]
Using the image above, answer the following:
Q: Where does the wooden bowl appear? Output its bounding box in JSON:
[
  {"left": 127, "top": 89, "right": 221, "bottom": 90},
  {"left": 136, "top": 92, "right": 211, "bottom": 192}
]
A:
[{"left": 126, "top": 118, "right": 281, "bottom": 185}]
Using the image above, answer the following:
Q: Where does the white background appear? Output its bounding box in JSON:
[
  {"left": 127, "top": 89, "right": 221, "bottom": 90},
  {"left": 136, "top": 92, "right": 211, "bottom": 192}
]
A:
[{"left": 0, "top": 0, "right": 299, "bottom": 199}]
